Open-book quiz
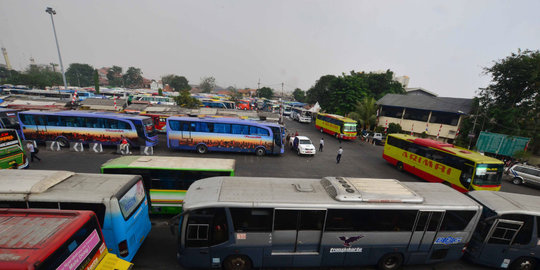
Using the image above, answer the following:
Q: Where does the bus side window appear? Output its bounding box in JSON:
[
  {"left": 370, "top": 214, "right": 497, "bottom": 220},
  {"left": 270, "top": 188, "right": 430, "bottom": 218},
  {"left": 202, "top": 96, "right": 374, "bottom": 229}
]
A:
[
  {"left": 440, "top": 210, "right": 476, "bottom": 231},
  {"left": 211, "top": 208, "right": 229, "bottom": 245},
  {"left": 169, "top": 120, "right": 180, "bottom": 131},
  {"left": 60, "top": 202, "right": 107, "bottom": 228},
  {"left": 230, "top": 208, "right": 273, "bottom": 232},
  {"left": 501, "top": 214, "right": 534, "bottom": 245}
]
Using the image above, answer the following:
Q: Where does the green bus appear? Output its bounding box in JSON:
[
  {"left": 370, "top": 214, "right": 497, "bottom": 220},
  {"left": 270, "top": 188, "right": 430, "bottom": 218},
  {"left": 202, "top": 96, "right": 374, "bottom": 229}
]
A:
[
  {"left": 101, "top": 156, "right": 235, "bottom": 214},
  {"left": 0, "top": 129, "right": 27, "bottom": 169}
]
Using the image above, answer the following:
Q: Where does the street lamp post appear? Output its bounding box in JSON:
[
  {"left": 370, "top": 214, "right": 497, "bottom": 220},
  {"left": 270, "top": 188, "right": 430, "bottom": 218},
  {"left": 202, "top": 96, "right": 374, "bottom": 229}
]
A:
[{"left": 46, "top": 7, "right": 68, "bottom": 99}]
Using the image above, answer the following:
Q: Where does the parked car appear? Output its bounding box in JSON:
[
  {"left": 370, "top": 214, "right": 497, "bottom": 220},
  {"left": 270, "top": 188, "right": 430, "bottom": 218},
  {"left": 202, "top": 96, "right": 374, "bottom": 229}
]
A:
[
  {"left": 367, "top": 132, "right": 385, "bottom": 145},
  {"left": 508, "top": 164, "right": 540, "bottom": 186},
  {"left": 290, "top": 136, "right": 316, "bottom": 156}
]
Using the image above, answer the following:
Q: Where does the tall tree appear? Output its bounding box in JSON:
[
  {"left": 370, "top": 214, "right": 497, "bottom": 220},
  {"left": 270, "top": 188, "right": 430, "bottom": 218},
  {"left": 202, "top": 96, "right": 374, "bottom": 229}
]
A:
[
  {"left": 123, "top": 67, "right": 143, "bottom": 88},
  {"left": 162, "top": 74, "right": 190, "bottom": 91},
  {"left": 476, "top": 49, "right": 540, "bottom": 154},
  {"left": 257, "top": 87, "right": 274, "bottom": 99},
  {"left": 174, "top": 90, "right": 201, "bottom": 108},
  {"left": 306, "top": 75, "right": 336, "bottom": 107},
  {"left": 348, "top": 97, "right": 378, "bottom": 131},
  {"left": 292, "top": 88, "right": 306, "bottom": 102},
  {"left": 200, "top": 76, "right": 216, "bottom": 93},
  {"left": 106, "top": 65, "right": 123, "bottom": 87},
  {"left": 93, "top": 69, "right": 100, "bottom": 94},
  {"left": 8, "top": 65, "right": 62, "bottom": 89},
  {"left": 65, "top": 63, "right": 94, "bottom": 87}
]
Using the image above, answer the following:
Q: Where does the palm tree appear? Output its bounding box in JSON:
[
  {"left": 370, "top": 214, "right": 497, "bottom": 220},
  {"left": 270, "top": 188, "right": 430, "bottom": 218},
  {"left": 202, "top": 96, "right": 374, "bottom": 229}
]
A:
[{"left": 348, "top": 97, "right": 377, "bottom": 131}]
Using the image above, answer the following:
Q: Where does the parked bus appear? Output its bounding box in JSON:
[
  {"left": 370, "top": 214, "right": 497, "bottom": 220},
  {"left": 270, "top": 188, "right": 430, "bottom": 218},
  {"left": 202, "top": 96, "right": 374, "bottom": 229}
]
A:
[
  {"left": 283, "top": 105, "right": 292, "bottom": 116},
  {"left": 0, "top": 170, "right": 152, "bottom": 262},
  {"left": 464, "top": 191, "right": 540, "bottom": 270},
  {"left": 139, "top": 112, "right": 174, "bottom": 133},
  {"left": 237, "top": 100, "right": 252, "bottom": 110},
  {"left": 101, "top": 156, "right": 235, "bottom": 214},
  {"left": 383, "top": 133, "right": 504, "bottom": 192},
  {"left": 175, "top": 176, "right": 482, "bottom": 270},
  {"left": 0, "top": 108, "right": 21, "bottom": 133},
  {"left": 167, "top": 116, "right": 284, "bottom": 156},
  {"left": 315, "top": 113, "right": 358, "bottom": 140},
  {"left": 18, "top": 110, "right": 158, "bottom": 147},
  {"left": 201, "top": 100, "right": 227, "bottom": 109},
  {"left": 291, "top": 107, "right": 312, "bottom": 123},
  {"left": 0, "top": 129, "right": 28, "bottom": 169},
  {"left": 0, "top": 208, "right": 133, "bottom": 270},
  {"left": 133, "top": 95, "right": 176, "bottom": 105}
]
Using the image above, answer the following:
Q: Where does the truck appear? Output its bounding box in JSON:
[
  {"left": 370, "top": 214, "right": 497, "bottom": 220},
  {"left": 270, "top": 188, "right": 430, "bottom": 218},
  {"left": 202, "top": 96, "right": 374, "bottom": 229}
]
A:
[{"left": 475, "top": 131, "right": 530, "bottom": 157}]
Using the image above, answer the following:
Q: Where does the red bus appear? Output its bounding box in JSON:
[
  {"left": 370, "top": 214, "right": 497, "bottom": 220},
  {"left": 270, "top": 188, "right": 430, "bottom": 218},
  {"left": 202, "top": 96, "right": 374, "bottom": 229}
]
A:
[{"left": 0, "top": 208, "right": 133, "bottom": 270}]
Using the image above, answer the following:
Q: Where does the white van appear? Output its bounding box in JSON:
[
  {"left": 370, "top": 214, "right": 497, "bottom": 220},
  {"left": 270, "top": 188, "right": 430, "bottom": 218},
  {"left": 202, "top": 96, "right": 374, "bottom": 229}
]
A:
[{"left": 508, "top": 164, "right": 540, "bottom": 185}]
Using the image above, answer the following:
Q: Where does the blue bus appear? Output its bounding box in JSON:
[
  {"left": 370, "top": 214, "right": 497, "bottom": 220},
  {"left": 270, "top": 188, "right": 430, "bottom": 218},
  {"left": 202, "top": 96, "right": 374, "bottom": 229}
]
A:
[
  {"left": 18, "top": 110, "right": 158, "bottom": 147},
  {"left": 0, "top": 170, "right": 152, "bottom": 262},
  {"left": 167, "top": 116, "right": 284, "bottom": 156}
]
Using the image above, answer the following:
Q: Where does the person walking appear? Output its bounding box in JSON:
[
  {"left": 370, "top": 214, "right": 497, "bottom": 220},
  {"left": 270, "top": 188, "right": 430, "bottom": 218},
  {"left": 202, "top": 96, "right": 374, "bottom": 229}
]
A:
[
  {"left": 26, "top": 141, "right": 41, "bottom": 162},
  {"left": 319, "top": 138, "right": 324, "bottom": 152},
  {"left": 336, "top": 146, "right": 343, "bottom": 163}
]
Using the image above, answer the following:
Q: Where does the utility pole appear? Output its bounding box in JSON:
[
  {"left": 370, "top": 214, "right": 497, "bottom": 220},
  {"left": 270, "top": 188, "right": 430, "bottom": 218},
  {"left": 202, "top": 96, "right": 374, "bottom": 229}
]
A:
[
  {"left": 46, "top": 7, "right": 68, "bottom": 98},
  {"left": 257, "top": 78, "right": 260, "bottom": 98},
  {"left": 468, "top": 106, "right": 480, "bottom": 150},
  {"left": 281, "top": 82, "right": 284, "bottom": 99}
]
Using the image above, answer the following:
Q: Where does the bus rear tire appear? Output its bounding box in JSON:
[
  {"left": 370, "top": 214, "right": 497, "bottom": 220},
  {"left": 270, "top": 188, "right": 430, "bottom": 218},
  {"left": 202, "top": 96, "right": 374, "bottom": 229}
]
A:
[
  {"left": 512, "top": 177, "right": 522, "bottom": 185},
  {"left": 56, "top": 137, "right": 69, "bottom": 148},
  {"left": 378, "top": 253, "right": 403, "bottom": 270},
  {"left": 196, "top": 144, "right": 207, "bottom": 154},
  {"left": 510, "top": 257, "right": 536, "bottom": 270},
  {"left": 255, "top": 147, "right": 265, "bottom": 156},
  {"left": 223, "top": 255, "right": 252, "bottom": 270},
  {"left": 396, "top": 162, "right": 404, "bottom": 172}
]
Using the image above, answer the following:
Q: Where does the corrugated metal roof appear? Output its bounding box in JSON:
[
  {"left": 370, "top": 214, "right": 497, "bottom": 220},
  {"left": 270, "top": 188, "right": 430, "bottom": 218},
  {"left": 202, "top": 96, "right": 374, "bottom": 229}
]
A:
[{"left": 377, "top": 94, "right": 472, "bottom": 114}]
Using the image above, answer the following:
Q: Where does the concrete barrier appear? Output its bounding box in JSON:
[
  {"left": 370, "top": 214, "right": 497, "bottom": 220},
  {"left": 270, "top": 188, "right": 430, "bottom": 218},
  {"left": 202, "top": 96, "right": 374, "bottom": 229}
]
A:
[
  {"left": 70, "top": 142, "right": 84, "bottom": 152},
  {"left": 140, "top": 146, "right": 154, "bottom": 156},
  {"left": 90, "top": 143, "right": 103, "bottom": 153}
]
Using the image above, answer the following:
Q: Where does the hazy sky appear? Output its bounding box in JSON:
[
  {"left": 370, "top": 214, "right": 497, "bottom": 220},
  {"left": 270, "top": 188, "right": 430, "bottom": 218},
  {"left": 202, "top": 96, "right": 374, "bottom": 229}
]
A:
[{"left": 1, "top": 1, "right": 539, "bottom": 97}]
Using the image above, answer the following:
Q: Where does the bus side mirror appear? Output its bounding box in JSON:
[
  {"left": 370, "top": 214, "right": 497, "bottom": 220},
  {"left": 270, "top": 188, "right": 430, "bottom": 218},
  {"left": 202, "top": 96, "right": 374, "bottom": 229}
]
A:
[{"left": 167, "top": 213, "right": 183, "bottom": 235}]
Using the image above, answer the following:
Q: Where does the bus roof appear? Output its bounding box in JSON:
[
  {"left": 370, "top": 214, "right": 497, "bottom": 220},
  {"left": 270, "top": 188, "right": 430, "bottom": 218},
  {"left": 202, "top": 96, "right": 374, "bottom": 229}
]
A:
[
  {"left": 389, "top": 133, "right": 504, "bottom": 164},
  {"left": 183, "top": 177, "right": 480, "bottom": 211},
  {"left": 0, "top": 208, "right": 93, "bottom": 269},
  {"left": 0, "top": 170, "right": 140, "bottom": 203},
  {"left": 101, "top": 156, "right": 235, "bottom": 171},
  {"left": 19, "top": 110, "right": 151, "bottom": 121},
  {"left": 318, "top": 113, "right": 356, "bottom": 123},
  {"left": 469, "top": 190, "right": 540, "bottom": 216},
  {"left": 168, "top": 116, "right": 282, "bottom": 127}
]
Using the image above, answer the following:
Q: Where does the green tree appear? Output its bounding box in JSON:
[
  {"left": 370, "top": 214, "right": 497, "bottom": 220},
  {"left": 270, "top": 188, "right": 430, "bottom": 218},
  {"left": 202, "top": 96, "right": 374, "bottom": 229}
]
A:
[
  {"left": 227, "top": 86, "right": 243, "bottom": 102},
  {"left": 174, "top": 90, "right": 201, "bottom": 108},
  {"left": 158, "top": 88, "right": 163, "bottom": 96},
  {"left": 348, "top": 97, "right": 377, "bottom": 131},
  {"left": 387, "top": 123, "right": 403, "bottom": 134},
  {"left": 477, "top": 49, "right": 540, "bottom": 154},
  {"left": 162, "top": 74, "right": 190, "bottom": 91},
  {"left": 200, "top": 76, "right": 216, "bottom": 93},
  {"left": 8, "top": 65, "right": 62, "bottom": 88},
  {"left": 93, "top": 69, "right": 100, "bottom": 94},
  {"left": 123, "top": 67, "right": 143, "bottom": 88},
  {"left": 257, "top": 87, "right": 274, "bottom": 99},
  {"left": 306, "top": 75, "right": 336, "bottom": 107},
  {"left": 65, "top": 63, "right": 94, "bottom": 87},
  {"left": 326, "top": 72, "right": 367, "bottom": 115},
  {"left": 292, "top": 88, "right": 306, "bottom": 102},
  {"left": 107, "top": 66, "right": 123, "bottom": 87}
]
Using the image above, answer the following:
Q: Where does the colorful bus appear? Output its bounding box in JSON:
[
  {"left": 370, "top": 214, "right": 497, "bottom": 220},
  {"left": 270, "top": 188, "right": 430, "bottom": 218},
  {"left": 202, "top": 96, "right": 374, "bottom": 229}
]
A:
[
  {"left": 175, "top": 176, "right": 481, "bottom": 270},
  {"left": 0, "top": 170, "right": 152, "bottom": 262},
  {"left": 0, "top": 108, "right": 21, "bottom": 134},
  {"left": 18, "top": 110, "right": 158, "bottom": 148},
  {"left": 0, "top": 208, "right": 133, "bottom": 270},
  {"left": 315, "top": 113, "right": 357, "bottom": 140},
  {"left": 101, "top": 155, "right": 235, "bottom": 214},
  {"left": 383, "top": 133, "right": 504, "bottom": 192},
  {"left": 166, "top": 116, "right": 284, "bottom": 156},
  {"left": 139, "top": 112, "right": 174, "bottom": 133},
  {"left": 0, "top": 129, "right": 27, "bottom": 169}
]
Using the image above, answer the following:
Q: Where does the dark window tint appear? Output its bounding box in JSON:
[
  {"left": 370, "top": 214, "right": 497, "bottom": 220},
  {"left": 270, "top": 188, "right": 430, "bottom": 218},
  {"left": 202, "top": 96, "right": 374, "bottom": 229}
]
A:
[
  {"left": 214, "top": 123, "right": 231, "bottom": 133},
  {"left": 169, "top": 120, "right": 180, "bottom": 131},
  {"left": 231, "top": 124, "right": 249, "bottom": 135},
  {"left": 186, "top": 208, "right": 214, "bottom": 247},
  {"left": 430, "top": 111, "right": 459, "bottom": 126},
  {"left": 440, "top": 210, "right": 476, "bottom": 231},
  {"left": 59, "top": 202, "right": 107, "bottom": 228},
  {"left": 230, "top": 208, "right": 273, "bottom": 232},
  {"left": 501, "top": 214, "right": 534, "bottom": 245},
  {"left": 381, "top": 106, "right": 404, "bottom": 118},
  {"left": 299, "top": 210, "right": 325, "bottom": 230},
  {"left": 274, "top": 210, "right": 298, "bottom": 230},
  {"left": 403, "top": 108, "right": 429, "bottom": 122},
  {"left": 326, "top": 209, "right": 417, "bottom": 232}
]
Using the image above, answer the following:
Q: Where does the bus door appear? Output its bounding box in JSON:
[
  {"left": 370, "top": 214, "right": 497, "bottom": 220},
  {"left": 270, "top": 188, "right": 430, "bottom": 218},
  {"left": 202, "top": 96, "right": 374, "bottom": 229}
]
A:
[
  {"left": 270, "top": 127, "right": 283, "bottom": 153},
  {"left": 408, "top": 211, "right": 444, "bottom": 252},
  {"left": 181, "top": 122, "right": 192, "bottom": 140},
  {"left": 271, "top": 209, "right": 326, "bottom": 267}
]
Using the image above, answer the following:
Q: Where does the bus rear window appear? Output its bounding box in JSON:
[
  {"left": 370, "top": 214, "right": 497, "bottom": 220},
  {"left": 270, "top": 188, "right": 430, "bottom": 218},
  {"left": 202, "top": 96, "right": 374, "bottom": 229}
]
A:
[
  {"left": 118, "top": 180, "right": 146, "bottom": 219},
  {"left": 0, "top": 130, "right": 20, "bottom": 149},
  {"left": 143, "top": 119, "right": 157, "bottom": 137}
]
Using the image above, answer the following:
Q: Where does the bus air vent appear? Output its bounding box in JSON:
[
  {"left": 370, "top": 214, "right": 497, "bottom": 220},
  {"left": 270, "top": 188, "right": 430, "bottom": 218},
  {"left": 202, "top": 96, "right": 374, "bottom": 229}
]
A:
[
  {"left": 293, "top": 183, "right": 314, "bottom": 193},
  {"left": 321, "top": 177, "right": 424, "bottom": 203}
]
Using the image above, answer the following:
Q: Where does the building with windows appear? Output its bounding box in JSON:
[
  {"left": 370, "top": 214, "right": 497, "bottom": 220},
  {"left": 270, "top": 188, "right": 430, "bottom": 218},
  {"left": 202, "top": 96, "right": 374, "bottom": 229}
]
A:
[{"left": 376, "top": 93, "right": 472, "bottom": 142}]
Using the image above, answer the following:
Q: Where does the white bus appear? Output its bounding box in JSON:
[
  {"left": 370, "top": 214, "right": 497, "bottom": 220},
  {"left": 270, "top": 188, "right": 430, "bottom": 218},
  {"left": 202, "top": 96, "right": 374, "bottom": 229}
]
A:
[
  {"left": 291, "top": 107, "right": 312, "bottom": 123},
  {"left": 0, "top": 170, "right": 152, "bottom": 262},
  {"left": 175, "top": 176, "right": 482, "bottom": 270}
]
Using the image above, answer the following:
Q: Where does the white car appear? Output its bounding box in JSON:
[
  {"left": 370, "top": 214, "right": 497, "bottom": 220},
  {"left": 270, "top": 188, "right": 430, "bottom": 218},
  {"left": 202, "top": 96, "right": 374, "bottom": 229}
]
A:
[{"left": 290, "top": 136, "right": 316, "bottom": 156}]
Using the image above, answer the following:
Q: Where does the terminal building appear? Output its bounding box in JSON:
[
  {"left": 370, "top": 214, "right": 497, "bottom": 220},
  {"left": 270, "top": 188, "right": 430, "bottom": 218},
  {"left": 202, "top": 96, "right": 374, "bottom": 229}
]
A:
[{"left": 376, "top": 88, "right": 472, "bottom": 143}]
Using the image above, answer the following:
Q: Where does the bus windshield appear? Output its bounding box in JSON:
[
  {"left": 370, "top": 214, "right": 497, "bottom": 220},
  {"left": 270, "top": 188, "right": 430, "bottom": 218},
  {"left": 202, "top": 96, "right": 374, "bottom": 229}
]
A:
[
  {"left": 474, "top": 164, "right": 503, "bottom": 186},
  {"left": 343, "top": 123, "right": 357, "bottom": 132}
]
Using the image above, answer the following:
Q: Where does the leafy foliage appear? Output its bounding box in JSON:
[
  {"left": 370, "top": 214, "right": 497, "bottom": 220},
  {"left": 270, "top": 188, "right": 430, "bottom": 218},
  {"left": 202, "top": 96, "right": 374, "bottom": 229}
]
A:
[
  {"left": 7, "top": 65, "right": 62, "bottom": 88},
  {"left": 162, "top": 74, "right": 190, "bottom": 91},
  {"left": 106, "top": 66, "right": 123, "bottom": 87},
  {"left": 66, "top": 63, "right": 94, "bottom": 86},
  {"left": 306, "top": 75, "right": 336, "bottom": 108},
  {"left": 348, "top": 97, "right": 377, "bottom": 131},
  {"left": 476, "top": 49, "right": 540, "bottom": 154},
  {"left": 93, "top": 69, "right": 100, "bottom": 94},
  {"left": 387, "top": 123, "right": 403, "bottom": 134},
  {"left": 123, "top": 67, "right": 143, "bottom": 88},
  {"left": 174, "top": 90, "right": 201, "bottom": 108},
  {"left": 200, "top": 76, "right": 216, "bottom": 93},
  {"left": 257, "top": 87, "right": 274, "bottom": 99},
  {"left": 293, "top": 88, "right": 306, "bottom": 102}
]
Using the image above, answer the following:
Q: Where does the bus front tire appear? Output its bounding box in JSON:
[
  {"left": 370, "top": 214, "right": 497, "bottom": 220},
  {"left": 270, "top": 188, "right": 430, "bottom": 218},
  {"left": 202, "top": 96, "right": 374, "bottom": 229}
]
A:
[
  {"left": 396, "top": 162, "right": 404, "bottom": 172},
  {"left": 510, "top": 257, "right": 536, "bottom": 270},
  {"left": 378, "top": 253, "right": 403, "bottom": 270},
  {"left": 223, "top": 255, "right": 252, "bottom": 270},
  {"left": 196, "top": 144, "right": 207, "bottom": 154},
  {"left": 255, "top": 148, "right": 265, "bottom": 156},
  {"left": 512, "top": 177, "right": 522, "bottom": 185},
  {"left": 56, "top": 137, "right": 69, "bottom": 148}
]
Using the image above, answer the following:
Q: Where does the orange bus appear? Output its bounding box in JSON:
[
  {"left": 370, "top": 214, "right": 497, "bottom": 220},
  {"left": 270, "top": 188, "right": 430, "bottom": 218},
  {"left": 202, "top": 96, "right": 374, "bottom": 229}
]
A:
[
  {"left": 383, "top": 133, "right": 504, "bottom": 192},
  {"left": 315, "top": 113, "right": 357, "bottom": 140}
]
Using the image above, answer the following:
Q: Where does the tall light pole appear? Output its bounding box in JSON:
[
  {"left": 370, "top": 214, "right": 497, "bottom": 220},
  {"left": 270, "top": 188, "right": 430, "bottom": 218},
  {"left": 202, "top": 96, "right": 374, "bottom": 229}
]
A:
[{"left": 46, "top": 7, "right": 68, "bottom": 98}]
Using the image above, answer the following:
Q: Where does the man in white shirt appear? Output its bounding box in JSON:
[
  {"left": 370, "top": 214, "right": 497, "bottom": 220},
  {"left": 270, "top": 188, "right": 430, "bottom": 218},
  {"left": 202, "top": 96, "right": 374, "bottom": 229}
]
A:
[
  {"left": 336, "top": 146, "right": 343, "bottom": 163},
  {"left": 319, "top": 138, "right": 324, "bottom": 152},
  {"left": 26, "top": 141, "right": 41, "bottom": 162}
]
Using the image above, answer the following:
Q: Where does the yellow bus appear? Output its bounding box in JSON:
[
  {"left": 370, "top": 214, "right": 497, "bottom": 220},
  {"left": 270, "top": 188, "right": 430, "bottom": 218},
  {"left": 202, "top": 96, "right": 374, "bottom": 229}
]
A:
[
  {"left": 383, "top": 133, "right": 504, "bottom": 192},
  {"left": 315, "top": 113, "right": 357, "bottom": 140}
]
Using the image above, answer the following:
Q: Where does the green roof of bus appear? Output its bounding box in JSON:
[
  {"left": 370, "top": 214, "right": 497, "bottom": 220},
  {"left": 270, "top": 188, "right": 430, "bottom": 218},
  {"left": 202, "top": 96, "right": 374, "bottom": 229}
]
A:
[
  {"left": 101, "top": 156, "right": 235, "bottom": 172},
  {"left": 318, "top": 113, "right": 357, "bottom": 123},
  {"left": 389, "top": 133, "right": 503, "bottom": 164}
]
